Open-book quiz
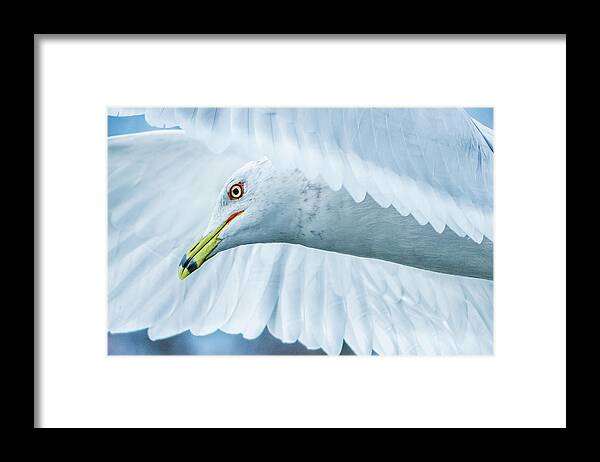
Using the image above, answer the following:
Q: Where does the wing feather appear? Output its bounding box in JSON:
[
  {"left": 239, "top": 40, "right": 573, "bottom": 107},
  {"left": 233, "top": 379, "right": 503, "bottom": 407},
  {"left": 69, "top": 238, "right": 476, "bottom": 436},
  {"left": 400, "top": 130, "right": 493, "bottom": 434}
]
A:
[{"left": 109, "top": 108, "right": 493, "bottom": 242}]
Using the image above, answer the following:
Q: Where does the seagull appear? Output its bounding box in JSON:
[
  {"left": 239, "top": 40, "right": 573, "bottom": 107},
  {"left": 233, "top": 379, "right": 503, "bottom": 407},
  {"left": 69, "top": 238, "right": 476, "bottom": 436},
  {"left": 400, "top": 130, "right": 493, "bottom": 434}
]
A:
[{"left": 108, "top": 108, "right": 493, "bottom": 355}]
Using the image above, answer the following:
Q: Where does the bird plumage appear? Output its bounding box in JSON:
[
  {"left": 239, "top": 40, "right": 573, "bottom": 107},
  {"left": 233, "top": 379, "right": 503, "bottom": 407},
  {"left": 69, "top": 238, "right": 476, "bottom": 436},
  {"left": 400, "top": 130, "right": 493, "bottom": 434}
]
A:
[
  {"left": 201, "top": 158, "right": 492, "bottom": 279},
  {"left": 108, "top": 108, "right": 494, "bottom": 355}
]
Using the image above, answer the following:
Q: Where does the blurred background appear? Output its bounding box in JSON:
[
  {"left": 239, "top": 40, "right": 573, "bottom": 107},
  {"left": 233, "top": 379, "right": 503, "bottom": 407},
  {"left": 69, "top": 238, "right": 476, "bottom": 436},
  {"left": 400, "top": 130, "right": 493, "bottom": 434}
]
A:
[{"left": 107, "top": 108, "right": 493, "bottom": 355}]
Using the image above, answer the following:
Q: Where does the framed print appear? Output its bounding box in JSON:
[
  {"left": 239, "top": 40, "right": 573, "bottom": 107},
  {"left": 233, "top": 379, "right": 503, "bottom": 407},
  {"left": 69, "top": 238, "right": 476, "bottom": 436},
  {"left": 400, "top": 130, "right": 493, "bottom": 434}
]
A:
[{"left": 35, "top": 35, "right": 566, "bottom": 428}]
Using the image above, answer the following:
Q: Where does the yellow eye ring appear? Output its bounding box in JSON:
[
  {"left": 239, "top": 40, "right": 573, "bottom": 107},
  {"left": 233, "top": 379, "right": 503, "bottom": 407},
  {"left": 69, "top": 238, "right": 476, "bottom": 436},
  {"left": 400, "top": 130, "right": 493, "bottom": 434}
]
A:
[{"left": 228, "top": 183, "right": 244, "bottom": 200}]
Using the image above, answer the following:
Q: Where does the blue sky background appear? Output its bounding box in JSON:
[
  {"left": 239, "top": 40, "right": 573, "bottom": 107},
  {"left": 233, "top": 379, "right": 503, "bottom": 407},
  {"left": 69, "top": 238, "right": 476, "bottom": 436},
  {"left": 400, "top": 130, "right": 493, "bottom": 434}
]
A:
[
  {"left": 465, "top": 108, "right": 493, "bottom": 128},
  {"left": 108, "top": 108, "right": 493, "bottom": 355}
]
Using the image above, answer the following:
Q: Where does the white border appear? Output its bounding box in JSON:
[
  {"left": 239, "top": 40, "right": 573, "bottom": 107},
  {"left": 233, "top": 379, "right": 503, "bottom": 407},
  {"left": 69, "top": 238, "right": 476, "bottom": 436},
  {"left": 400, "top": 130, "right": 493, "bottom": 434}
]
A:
[{"left": 37, "top": 36, "right": 566, "bottom": 427}]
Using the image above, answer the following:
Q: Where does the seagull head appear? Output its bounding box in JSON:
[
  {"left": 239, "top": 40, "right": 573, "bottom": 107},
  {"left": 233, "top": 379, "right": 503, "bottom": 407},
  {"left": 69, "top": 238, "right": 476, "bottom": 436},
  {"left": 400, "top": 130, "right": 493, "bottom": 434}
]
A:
[{"left": 178, "top": 158, "right": 306, "bottom": 280}]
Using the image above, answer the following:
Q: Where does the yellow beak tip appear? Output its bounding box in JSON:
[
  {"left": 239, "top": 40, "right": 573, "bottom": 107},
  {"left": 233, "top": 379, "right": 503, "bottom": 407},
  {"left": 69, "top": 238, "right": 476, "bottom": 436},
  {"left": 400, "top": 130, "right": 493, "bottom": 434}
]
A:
[{"left": 178, "top": 267, "right": 189, "bottom": 280}]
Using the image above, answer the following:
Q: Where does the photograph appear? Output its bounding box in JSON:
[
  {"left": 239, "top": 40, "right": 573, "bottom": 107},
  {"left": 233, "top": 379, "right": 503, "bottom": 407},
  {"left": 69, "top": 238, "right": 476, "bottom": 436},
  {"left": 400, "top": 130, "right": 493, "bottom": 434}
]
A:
[{"left": 107, "top": 108, "right": 494, "bottom": 355}]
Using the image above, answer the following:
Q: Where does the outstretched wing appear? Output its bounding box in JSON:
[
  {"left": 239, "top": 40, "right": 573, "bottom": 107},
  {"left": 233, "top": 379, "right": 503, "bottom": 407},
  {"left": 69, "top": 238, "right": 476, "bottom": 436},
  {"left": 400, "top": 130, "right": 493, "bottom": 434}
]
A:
[
  {"left": 109, "top": 108, "right": 493, "bottom": 243},
  {"left": 108, "top": 131, "right": 492, "bottom": 355},
  {"left": 142, "top": 243, "right": 492, "bottom": 355}
]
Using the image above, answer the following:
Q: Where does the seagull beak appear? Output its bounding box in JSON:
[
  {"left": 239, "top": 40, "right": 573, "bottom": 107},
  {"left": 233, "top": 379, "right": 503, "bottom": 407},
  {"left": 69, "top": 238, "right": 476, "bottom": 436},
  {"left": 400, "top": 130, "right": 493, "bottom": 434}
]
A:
[{"left": 178, "top": 211, "right": 244, "bottom": 280}]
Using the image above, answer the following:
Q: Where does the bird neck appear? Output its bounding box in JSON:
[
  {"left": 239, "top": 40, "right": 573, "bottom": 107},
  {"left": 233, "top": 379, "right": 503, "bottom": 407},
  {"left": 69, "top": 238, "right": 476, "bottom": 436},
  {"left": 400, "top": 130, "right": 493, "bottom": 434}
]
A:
[{"left": 280, "top": 173, "right": 493, "bottom": 280}]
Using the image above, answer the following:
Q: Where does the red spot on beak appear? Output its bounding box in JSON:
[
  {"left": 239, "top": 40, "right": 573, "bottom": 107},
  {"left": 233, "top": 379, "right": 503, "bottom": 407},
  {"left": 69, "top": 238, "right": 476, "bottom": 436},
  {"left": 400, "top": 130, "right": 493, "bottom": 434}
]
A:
[{"left": 226, "top": 210, "right": 244, "bottom": 225}]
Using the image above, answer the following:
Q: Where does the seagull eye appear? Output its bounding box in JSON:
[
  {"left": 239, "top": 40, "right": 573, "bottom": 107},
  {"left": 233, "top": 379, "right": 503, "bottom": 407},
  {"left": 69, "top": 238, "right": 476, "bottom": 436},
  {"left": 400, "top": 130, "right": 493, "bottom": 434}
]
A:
[{"left": 228, "top": 183, "right": 244, "bottom": 200}]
